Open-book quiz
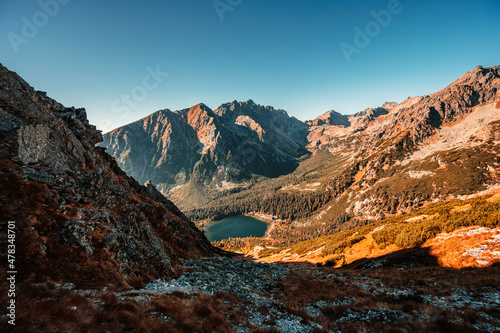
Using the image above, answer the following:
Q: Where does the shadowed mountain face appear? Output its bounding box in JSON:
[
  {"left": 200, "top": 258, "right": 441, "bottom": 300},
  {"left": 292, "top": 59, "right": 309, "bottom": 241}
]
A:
[
  {"left": 102, "top": 100, "right": 309, "bottom": 202},
  {"left": 0, "top": 64, "right": 214, "bottom": 289}
]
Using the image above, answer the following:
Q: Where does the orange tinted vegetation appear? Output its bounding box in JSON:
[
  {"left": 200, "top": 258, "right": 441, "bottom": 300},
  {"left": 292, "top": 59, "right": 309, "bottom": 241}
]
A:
[
  {"left": 423, "top": 226, "right": 500, "bottom": 269},
  {"left": 487, "top": 192, "right": 500, "bottom": 202},
  {"left": 353, "top": 167, "right": 367, "bottom": 183},
  {"left": 340, "top": 236, "right": 399, "bottom": 267},
  {"left": 256, "top": 195, "right": 500, "bottom": 270},
  {"left": 449, "top": 204, "right": 472, "bottom": 213}
]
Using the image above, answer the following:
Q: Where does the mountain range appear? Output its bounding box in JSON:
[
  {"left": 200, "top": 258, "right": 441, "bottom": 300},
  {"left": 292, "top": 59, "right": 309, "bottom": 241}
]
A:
[
  {"left": 102, "top": 100, "right": 309, "bottom": 207},
  {"left": 103, "top": 66, "right": 500, "bottom": 231}
]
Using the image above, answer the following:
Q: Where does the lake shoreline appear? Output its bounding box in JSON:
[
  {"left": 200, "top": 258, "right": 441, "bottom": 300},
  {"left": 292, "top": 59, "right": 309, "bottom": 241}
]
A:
[{"left": 242, "top": 213, "right": 275, "bottom": 239}]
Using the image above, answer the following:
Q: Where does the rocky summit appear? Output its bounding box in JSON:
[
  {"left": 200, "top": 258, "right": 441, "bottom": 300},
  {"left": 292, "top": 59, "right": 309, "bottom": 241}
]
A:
[{"left": 102, "top": 100, "right": 308, "bottom": 209}]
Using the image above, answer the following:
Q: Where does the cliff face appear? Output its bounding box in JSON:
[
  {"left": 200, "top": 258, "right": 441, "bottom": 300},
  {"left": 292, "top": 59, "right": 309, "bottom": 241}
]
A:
[
  {"left": 102, "top": 100, "right": 309, "bottom": 207},
  {"left": 0, "top": 64, "right": 214, "bottom": 289}
]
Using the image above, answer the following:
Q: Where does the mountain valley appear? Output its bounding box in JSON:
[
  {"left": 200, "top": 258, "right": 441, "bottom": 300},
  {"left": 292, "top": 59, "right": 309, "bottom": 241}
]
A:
[
  {"left": 1, "top": 64, "right": 500, "bottom": 332},
  {"left": 104, "top": 66, "right": 500, "bottom": 251}
]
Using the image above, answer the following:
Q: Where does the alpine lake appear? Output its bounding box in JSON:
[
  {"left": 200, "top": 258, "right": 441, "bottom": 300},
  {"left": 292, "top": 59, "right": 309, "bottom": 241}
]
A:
[{"left": 203, "top": 215, "right": 269, "bottom": 242}]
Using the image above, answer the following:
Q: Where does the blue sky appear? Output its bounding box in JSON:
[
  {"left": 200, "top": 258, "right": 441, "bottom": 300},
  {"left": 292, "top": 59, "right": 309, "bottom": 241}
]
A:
[{"left": 1, "top": 0, "right": 499, "bottom": 132}]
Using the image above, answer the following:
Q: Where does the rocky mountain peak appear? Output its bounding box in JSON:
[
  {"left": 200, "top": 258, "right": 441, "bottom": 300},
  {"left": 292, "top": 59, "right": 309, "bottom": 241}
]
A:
[
  {"left": 306, "top": 109, "right": 351, "bottom": 127},
  {"left": 183, "top": 103, "right": 217, "bottom": 129},
  {"left": 389, "top": 65, "right": 500, "bottom": 144},
  {"left": 382, "top": 101, "right": 398, "bottom": 110},
  {"left": 352, "top": 107, "right": 389, "bottom": 121},
  {"left": 103, "top": 99, "right": 309, "bottom": 207},
  {"left": 433, "top": 66, "right": 499, "bottom": 98},
  {"left": 215, "top": 99, "right": 288, "bottom": 120}
]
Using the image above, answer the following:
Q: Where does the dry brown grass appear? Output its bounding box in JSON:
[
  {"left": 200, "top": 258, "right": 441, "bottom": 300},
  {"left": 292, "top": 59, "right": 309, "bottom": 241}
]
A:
[
  {"left": 4, "top": 282, "right": 253, "bottom": 333},
  {"left": 273, "top": 262, "right": 500, "bottom": 332},
  {"left": 275, "top": 269, "right": 361, "bottom": 305},
  {"left": 3, "top": 259, "right": 500, "bottom": 332},
  {"left": 0, "top": 158, "right": 15, "bottom": 170},
  {"left": 149, "top": 293, "right": 234, "bottom": 332},
  {"left": 0, "top": 171, "right": 132, "bottom": 290},
  {"left": 7, "top": 285, "right": 175, "bottom": 332}
]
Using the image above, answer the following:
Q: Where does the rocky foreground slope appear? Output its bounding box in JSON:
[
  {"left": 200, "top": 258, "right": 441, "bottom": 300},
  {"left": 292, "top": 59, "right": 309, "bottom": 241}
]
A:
[{"left": 0, "top": 63, "right": 215, "bottom": 291}]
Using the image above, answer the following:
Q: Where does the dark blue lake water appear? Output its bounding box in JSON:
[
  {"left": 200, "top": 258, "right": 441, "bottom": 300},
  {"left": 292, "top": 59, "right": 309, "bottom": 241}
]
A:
[{"left": 203, "top": 215, "right": 269, "bottom": 242}]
